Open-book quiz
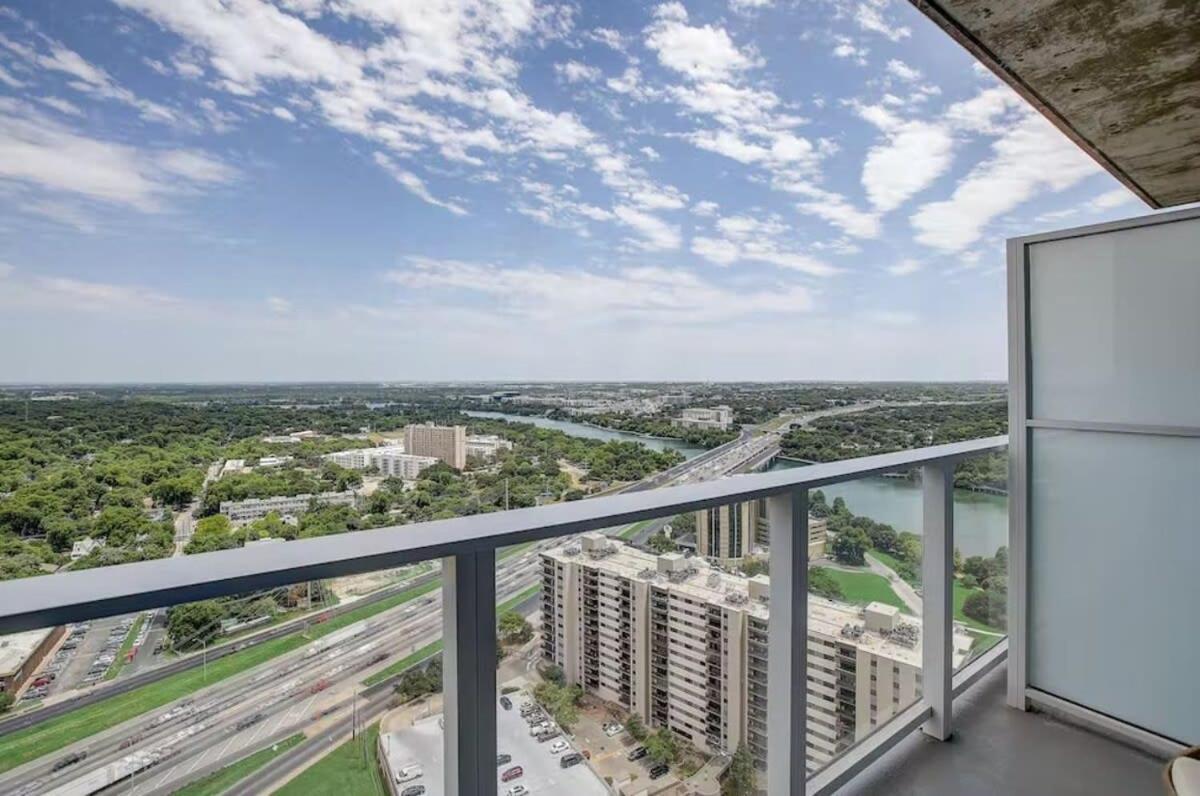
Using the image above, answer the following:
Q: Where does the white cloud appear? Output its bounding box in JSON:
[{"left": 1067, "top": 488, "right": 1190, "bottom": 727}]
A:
[
  {"left": 858, "top": 110, "right": 955, "bottom": 211},
  {"left": 267, "top": 296, "right": 292, "bottom": 313},
  {"left": 640, "top": 145, "right": 660, "bottom": 161},
  {"left": 886, "top": 59, "right": 920, "bottom": 81},
  {"left": 34, "top": 276, "right": 179, "bottom": 309},
  {"left": 779, "top": 180, "right": 882, "bottom": 239},
  {"left": 555, "top": 60, "right": 601, "bottom": 84},
  {"left": 645, "top": 3, "right": 759, "bottom": 82},
  {"left": 0, "top": 64, "right": 24, "bottom": 88},
  {"left": 271, "top": 106, "right": 296, "bottom": 122},
  {"left": 691, "top": 200, "right": 719, "bottom": 217},
  {"left": 612, "top": 204, "right": 682, "bottom": 250},
  {"left": 832, "top": 35, "right": 868, "bottom": 65},
  {"left": 372, "top": 152, "right": 468, "bottom": 216},
  {"left": 886, "top": 258, "right": 922, "bottom": 276},
  {"left": 855, "top": 0, "right": 911, "bottom": 41},
  {"left": 0, "top": 99, "right": 236, "bottom": 212},
  {"left": 1089, "top": 188, "right": 1135, "bottom": 210},
  {"left": 730, "top": 0, "right": 773, "bottom": 11},
  {"left": 692, "top": 213, "right": 837, "bottom": 276},
  {"left": 37, "top": 96, "right": 85, "bottom": 117},
  {"left": 384, "top": 256, "right": 813, "bottom": 323},
  {"left": 911, "top": 112, "right": 1101, "bottom": 252}
]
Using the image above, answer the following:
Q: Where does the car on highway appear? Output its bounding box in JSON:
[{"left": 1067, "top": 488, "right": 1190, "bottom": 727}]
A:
[
  {"left": 506, "top": 786, "right": 528, "bottom": 796},
  {"left": 499, "top": 695, "right": 512, "bottom": 710},
  {"left": 627, "top": 746, "right": 647, "bottom": 761},
  {"left": 400, "top": 786, "right": 426, "bottom": 796},
  {"left": 501, "top": 765, "right": 524, "bottom": 782},
  {"left": 496, "top": 753, "right": 512, "bottom": 766},
  {"left": 649, "top": 763, "right": 669, "bottom": 780},
  {"left": 560, "top": 752, "right": 584, "bottom": 769},
  {"left": 395, "top": 764, "right": 423, "bottom": 783}
]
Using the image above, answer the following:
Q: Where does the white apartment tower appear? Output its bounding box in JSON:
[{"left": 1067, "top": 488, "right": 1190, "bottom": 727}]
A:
[
  {"left": 541, "top": 536, "right": 969, "bottom": 772},
  {"left": 403, "top": 423, "right": 467, "bottom": 470}
]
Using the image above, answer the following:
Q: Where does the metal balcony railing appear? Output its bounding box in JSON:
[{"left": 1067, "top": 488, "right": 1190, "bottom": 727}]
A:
[{"left": 0, "top": 435, "right": 1007, "bottom": 796}]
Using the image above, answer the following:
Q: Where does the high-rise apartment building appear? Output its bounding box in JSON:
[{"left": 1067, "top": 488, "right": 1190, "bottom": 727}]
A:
[
  {"left": 541, "top": 534, "right": 968, "bottom": 773},
  {"left": 696, "top": 502, "right": 828, "bottom": 563},
  {"left": 403, "top": 423, "right": 467, "bottom": 470}
]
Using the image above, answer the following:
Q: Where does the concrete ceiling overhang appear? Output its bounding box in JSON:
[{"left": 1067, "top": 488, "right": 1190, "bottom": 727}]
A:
[{"left": 909, "top": 0, "right": 1200, "bottom": 208}]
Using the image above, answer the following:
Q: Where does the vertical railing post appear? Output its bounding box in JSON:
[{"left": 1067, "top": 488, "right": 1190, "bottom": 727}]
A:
[
  {"left": 921, "top": 461, "right": 954, "bottom": 740},
  {"left": 767, "top": 488, "right": 808, "bottom": 795},
  {"left": 443, "top": 549, "right": 497, "bottom": 796}
]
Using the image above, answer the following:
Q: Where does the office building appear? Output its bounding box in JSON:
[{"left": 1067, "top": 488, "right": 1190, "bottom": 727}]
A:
[
  {"left": 541, "top": 535, "right": 968, "bottom": 772},
  {"left": 219, "top": 491, "right": 357, "bottom": 525},
  {"left": 673, "top": 406, "right": 734, "bottom": 431},
  {"left": 465, "top": 434, "right": 513, "bottom": 460},
  {"left": 404, "top": 423, "right": 467, "bottom": 470}
]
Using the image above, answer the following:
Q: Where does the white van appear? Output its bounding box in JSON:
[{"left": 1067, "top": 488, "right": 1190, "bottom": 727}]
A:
[{"left": 395, "top": 764, "right": 423, "bottom": 783}]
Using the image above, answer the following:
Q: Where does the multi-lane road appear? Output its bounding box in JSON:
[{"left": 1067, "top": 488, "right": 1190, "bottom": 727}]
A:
[{"left": 0, "top": 430, "right": 778, "bottom": 796}]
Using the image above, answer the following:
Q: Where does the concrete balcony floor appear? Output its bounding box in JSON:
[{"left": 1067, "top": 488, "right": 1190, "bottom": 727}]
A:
[{"left": 843, "top": 665, "right": 1165, "bottom": 795}]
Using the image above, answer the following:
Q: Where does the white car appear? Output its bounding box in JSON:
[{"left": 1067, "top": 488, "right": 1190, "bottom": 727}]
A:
[
  {"left": 549, "top": 740, "right": 569, "bottom": 754},
  {"left": 506, "top": 786, "right": 528, "bottom": 796},
  {"left": 529, "top": 721, "right": 550, "bottom": 736},
  {"left": 604, "top": 723, "right": 624, "bottom": 737},
  {"left": 395, "top": 764, "right": 423, "bottom": 783}
]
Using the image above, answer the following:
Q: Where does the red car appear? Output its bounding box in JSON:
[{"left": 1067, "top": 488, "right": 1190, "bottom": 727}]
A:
[{"left": 501, "top": 766, "right": 524, "bottom": 782}]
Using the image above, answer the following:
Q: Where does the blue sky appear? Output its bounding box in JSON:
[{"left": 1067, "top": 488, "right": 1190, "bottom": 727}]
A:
[{"left": 0, "top": 0, "right": 1144, "bottom": 382}]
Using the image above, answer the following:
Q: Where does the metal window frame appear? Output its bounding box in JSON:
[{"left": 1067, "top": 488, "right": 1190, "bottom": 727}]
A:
[{"left": 1005, "top": 206, "right": 1200, "bottom": 725}]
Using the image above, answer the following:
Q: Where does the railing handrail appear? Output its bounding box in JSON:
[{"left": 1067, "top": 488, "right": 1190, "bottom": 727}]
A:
[{"left": 0, "top": 435, "right": 1006, "bottom": 634}]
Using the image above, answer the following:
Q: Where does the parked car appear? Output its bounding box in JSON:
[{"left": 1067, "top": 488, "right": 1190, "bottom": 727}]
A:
[
  {"left": 496, "top": 753, "right": 512, "bottom": 766},
  {"left": 499, "top": 696, "right": 512, "bottom": 710},
  {"left": 536, "top": 730, "right": 560, "bottom": 743},
  {"left": 603, "top": 722, "right": 624, "bottom": 737},
  {"left": 649, "top": 763, "right": 669, "bottom": 780},
  {"left": 395, "top": 764, "right": 423, "bottom": 783},
  {"left": 529, "top": 721, "right": 551, "bottom": 736},
  {"left": 506, "top": 786, "right": 528, "bottom": 796},
  {"left": 627, "top": 746, "right": 648, "bottom": 761},
  {"left": 400, "top": 786, "right": 426, "bottom": 796},
  {"left": 549, "top": 740, "right": 569, "bottom": 754},
  {"left": 501, "top": 766, "right": 524, "bottom": 782},
  {"left": 560, "top": 752, "right": 583, "bottom": 769}
]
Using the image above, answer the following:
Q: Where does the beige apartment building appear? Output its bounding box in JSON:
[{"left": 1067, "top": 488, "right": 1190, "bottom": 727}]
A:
[
  {"left": 541, "top": 535, "right": 969, "bottom": 773},
  {"left": 695, "top": 501, "right": 828, "bottom": 564},
  {"left": 403, "top": 423, "right": 467, "bottom": 470}
]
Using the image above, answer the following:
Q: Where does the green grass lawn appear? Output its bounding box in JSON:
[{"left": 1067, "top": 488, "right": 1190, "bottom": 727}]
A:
[
  {"left": 0, "top": 578, "right": 441, "bottom": 775},
  {"left": 362, "top": 582, "right": 540, "bottom": 688},
  {"left": 952, "top": 581, "right": 1004, "bottom": 634},
  {"left": 274, "top": 722, "right": 385, "bottom": 796},
  {"left": 867, "top": 549, "right": 920, "bottom": 586},
  {"left": 499, "top": 541, "right": 535, "bottom": 561},
  {"left": 174, "top": 733, "right": 304, "bottom": 796},
  {"left": 104, "top": 613, "right": 147, "bottom": 681},
  {"left": 812, "top": 567, "right": 909, "bottom": 613},
  {"left": 618, "top": 519, "right": 652, "bottom": 541}
]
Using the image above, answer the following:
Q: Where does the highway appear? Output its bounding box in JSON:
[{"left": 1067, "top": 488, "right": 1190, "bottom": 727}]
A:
[{"left": 0, "top": 430, "right": 776, "bottom": 796}]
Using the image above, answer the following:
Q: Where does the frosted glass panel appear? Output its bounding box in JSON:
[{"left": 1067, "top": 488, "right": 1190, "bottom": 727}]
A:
[
  {"left": 1029, "top": 217, "right": 1200, "bottom": 426},
  {"left": 1029, "top": 428, "right": 1200, "bottom": 743}
]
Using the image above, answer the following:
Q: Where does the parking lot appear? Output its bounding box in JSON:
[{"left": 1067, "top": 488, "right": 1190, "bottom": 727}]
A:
[
  {"left": 570, "top": 702, "right": 679, "bottom": 792},
  {"left": 382, "top": 697, "right": 609, "bottom": 796}
]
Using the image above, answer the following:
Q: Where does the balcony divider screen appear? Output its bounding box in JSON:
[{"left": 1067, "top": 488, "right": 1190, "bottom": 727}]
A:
[{"left": 1007, "top": 207, "right": 1200, "bottom": 748}]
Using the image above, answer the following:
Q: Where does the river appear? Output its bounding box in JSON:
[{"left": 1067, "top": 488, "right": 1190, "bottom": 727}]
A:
[
  {"left": 463, "top": 410, "right": 1008, "bottom": 558},
  {"left": 462, "top": 410, "right": 707, "bottom": 458}
]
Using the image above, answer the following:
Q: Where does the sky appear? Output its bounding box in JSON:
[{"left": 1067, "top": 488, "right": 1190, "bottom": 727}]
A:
[{"left": 0, "top": 0, "right": 1147, "bottom": 383}]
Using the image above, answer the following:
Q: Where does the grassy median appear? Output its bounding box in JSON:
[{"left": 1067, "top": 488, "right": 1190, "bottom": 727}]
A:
[
  {"left": 0, "top": 579, "right": 441, "bottom": 775},
  {"left": 274, "top": 722, "right": 385, "bottom": 796},
  {"left": 104, "top": 613, "right": 147, "bottom": 681},
  {"left": 175, "top": 733, "right": 304, "bottom": 796}
]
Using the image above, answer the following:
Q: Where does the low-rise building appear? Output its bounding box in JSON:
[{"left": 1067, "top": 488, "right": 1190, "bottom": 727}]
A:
[
  {"left": 323, "top": 446, "right": 438, "bottom": 480},
  {"left": 220, "top": 459, "right": 247, "bottom": 477},
  {"left": 70, "top": 537, "right": 104, "bottom": 561},
  {"left": 673, "top": 406, "right": 734, "bottom": 431},
  {"left": 257, "top": 455, "right": 292, "bottom": 468},
  {"left": 0, "top": 627, "right": 66, "bottom": 696},
  {"left": 219, "top": 491, "right": 357, "bottom": 525},
  {"left": 541, "top": 536, "right": 969, "bottom": 773},
  {"left": 465, "top": 434, "right": 513, "bottom": 460}
]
